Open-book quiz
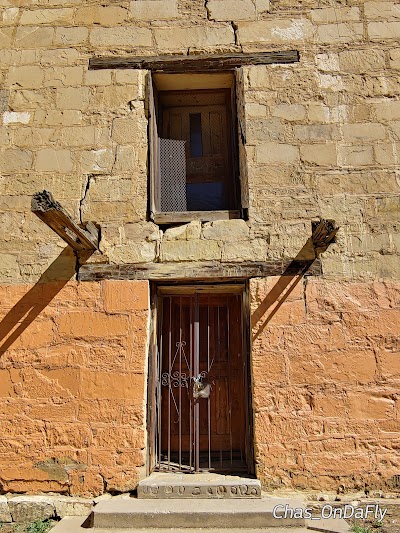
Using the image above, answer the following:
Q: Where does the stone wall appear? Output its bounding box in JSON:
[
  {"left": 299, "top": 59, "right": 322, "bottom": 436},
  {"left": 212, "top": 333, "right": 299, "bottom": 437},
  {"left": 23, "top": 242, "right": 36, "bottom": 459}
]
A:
[
  {"left": 251, "top": 276, "right": 400, "bottom": 491},
  {"left": 1, "top": 0, "right": 400, "bottom": 280},
  {"left": 0, "top": 0, "right": 399, "bottom": 495},
  {"left": 0, "top": 278, "right": 149, "bottom": 496}
]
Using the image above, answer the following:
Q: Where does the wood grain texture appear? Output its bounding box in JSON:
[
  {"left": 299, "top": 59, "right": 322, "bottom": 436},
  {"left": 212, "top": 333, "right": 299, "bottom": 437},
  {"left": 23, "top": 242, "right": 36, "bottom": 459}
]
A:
[
  {"left": 32, "top": 190, "right": 99, "bottom": 252},
  {"left": 89, "top": 50, "right": 300, "bottom": 71},
  {"left": 78, "top": 259, "right": 322, "bottom": 281}
]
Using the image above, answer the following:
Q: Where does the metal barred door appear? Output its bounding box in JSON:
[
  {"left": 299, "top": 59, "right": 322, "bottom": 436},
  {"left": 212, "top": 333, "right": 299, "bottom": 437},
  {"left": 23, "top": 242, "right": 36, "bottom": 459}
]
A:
[{"left": 155, "top": 287, "right": 249, "bottom": 473}]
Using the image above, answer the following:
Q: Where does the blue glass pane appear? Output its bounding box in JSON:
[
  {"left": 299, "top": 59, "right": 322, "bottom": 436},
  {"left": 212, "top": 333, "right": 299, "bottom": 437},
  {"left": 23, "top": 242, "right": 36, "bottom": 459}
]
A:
[{"left": 186, "top": 182, "right": 226, "bottom": 211}]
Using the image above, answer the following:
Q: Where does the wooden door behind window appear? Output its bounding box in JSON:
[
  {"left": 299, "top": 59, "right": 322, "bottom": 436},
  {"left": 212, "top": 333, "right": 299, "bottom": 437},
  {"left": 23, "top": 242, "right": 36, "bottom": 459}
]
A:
[{"left": 158, "top": 291, "right": 248, "bottom": 472}]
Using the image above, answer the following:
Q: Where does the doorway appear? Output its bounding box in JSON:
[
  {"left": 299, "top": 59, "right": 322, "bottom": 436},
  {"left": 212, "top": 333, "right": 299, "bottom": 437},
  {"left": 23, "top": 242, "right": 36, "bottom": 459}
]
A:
[{"left": 148, "top": 285, "right": 253, "bottom": 475}]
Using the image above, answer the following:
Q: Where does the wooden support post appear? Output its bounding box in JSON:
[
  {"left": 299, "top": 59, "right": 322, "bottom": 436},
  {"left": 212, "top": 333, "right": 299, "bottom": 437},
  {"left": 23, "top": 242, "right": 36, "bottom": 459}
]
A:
[
  {"left": 32, "top": 190, "right": 99, "bottom": 252},
  {"left": 89, "top": 50, "right": 299, "bottom": 71}
]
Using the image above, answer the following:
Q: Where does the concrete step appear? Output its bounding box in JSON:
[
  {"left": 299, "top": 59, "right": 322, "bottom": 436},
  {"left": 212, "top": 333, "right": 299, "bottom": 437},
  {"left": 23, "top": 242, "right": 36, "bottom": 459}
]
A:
[
  {"left": 137, "top": 473, "right": 262, "bottom": 499},
  {"left": 92, "top": 497, "right": 305, "bottom": 529},
  {"left": 50, "top": 515, "right": 350, "bottom": 533},
  {"left": 50, "top": 516, "right": 310, "bottom": 533}
]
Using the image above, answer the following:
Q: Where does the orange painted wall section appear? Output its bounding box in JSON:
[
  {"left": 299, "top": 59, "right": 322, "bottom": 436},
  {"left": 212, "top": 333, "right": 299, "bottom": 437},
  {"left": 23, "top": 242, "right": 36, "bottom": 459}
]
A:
[
  {"left": 0, "top": 277, "right": 399, "bottom": 495},
  {"left": 0, "top": 280, "right": 149, "bottom": 496},
  {"left": 251, "top": 277, "right": 400, "bottom": 492}
]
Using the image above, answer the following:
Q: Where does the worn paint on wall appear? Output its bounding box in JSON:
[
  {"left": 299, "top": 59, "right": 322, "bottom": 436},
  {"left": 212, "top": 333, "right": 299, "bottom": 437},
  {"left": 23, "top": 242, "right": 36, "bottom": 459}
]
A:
[
  {"left": 0, "top": 279, "right": 149, "bottom": 496},
  {"left": 251, "top": 277, "right": 400, "bottom": 491}
]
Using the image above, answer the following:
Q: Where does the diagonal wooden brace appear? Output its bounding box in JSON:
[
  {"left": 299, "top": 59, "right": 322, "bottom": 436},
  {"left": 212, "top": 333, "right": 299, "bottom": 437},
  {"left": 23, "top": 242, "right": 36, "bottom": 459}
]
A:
[{"left": 32, "top": 190, "right": 99, "bottom": 252}]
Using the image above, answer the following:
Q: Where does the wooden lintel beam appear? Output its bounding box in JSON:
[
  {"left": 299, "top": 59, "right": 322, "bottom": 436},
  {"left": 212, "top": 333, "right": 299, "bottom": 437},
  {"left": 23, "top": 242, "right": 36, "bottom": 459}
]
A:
[
  {"left": 78, "top": 259, "right": 321, "bottom": 282},
  {"left": 32, "top": 190, "right": 99, "bottom": 252},
  {"left": 89, "top": 50, "right": 299, "bottom": 71}
]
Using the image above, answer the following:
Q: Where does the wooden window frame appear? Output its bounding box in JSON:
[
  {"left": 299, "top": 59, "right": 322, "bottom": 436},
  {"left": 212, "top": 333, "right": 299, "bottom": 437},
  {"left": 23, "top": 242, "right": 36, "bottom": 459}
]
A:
[{"left": 148, "top": 70, "right": 248, "bottom": 225}]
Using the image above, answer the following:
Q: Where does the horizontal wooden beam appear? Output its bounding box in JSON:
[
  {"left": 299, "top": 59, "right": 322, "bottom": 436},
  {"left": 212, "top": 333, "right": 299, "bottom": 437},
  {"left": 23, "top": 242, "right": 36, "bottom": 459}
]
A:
[
  {"left": 78, "top": 259, "right": 321, "bottom": 282},
  {"left": 32, "top": 190, "right": 99, "bottom": 252},
  {"left": 89, "top": 50, "right": 299, "bottom": 72}
]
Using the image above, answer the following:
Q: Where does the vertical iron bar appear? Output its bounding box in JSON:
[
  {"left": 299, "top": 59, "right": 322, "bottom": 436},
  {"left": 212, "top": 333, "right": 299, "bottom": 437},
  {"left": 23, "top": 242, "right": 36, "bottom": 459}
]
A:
[
  {"left": 194, "top": 293, "right": 200, "bottom": 472},
  {"left": 207, "top": 296, "right": 211, "bottom": 471},
  {"left": 157, "top": 296, "right": 163, "bottom": 469},
  {"left": 227, "top": 296, "right": 233, "bottom": 466},
  {"left": 217, "top": 304, "right": 222, "bottom": 469},
  {"left": 168, "top": 296, "right": 172, "bottom": 470},
  {"left": 189, "top": 296, "right": 193, "bottom": 472},
  {"left": 179, "top": 296, "right": 182, "bottom": 471}
]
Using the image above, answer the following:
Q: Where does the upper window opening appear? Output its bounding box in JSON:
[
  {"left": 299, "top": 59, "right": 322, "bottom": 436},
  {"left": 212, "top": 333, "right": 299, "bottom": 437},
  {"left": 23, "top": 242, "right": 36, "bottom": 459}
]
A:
[{"left": 148, "top": 72, "right": 248, "bottom": 224}]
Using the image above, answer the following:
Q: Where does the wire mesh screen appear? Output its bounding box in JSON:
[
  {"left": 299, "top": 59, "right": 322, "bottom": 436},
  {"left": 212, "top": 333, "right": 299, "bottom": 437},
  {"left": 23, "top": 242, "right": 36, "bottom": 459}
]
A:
[{"left": 160, "top": 138, "right": 187, "bottom": 212}]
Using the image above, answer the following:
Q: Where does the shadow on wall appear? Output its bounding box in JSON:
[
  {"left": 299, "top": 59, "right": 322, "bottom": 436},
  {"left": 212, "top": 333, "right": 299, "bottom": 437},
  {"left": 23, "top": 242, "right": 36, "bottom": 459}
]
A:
[
  {"left": 251, "top": 237, "right": 316, "bottom": 342},
  {"left": 0, "top": 247, "right": 92, "bottom": 356}
]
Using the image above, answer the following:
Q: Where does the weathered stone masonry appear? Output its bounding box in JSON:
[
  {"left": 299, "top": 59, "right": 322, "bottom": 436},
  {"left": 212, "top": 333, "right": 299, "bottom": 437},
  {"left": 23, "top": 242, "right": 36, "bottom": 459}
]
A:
[{"left": 0, "top": 0, "right": 399, "bottom": 495}]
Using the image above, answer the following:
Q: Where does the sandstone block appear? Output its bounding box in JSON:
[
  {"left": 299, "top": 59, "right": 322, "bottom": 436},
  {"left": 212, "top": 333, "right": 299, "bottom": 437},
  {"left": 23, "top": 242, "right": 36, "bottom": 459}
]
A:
[
  {"left": 80, "top": 371, "right": 145, "bottom": 401},
  {"left": 238, "top": 19, "right": 313, "bottom": 44},
  {"left": 245, "top": 103, "right": 267, "bottom": 117},
  {"left": 207, "top": 0, "right": 255, "bottom": 21},
  {"left": 3, "top": 111, "right": 31, "bottom": 125},
  {"left": 271, "top": 104, "right": 306, "bottom": 121},
  {"left": 76, "top": 6, "right": 127, "bottom": 25},
  {"left": 55, "top": 27, "right": 88, "bottom": 46},
  {"left": 58, "top": 312, "right": 129, "bottom": 338},
  {"left": 91, "top": 85, "right": 139, "bottom": 109},
  {"left": 339, "top": 49, "right": 386, "bottom": 73},
  {"left": 44, "top": 66, "right": 83, "bottom": 87},
  {"left": 112, "top": 117, "right": 143, "bottom": 144},
  {"left": 365, "top": 1, "right": 400, "bottom": 20},
  {"left": 60, "top": 126, "right": 97, "bottom": 147},
  {"left": 0, "top": 27, "right": 13, "bottom": 48},
  {"left": 8, "top": 66, "right": 44, "bottom": 89},
  {"left": 15, "top": 27, "right": 54, "bottom": 48},
  {"left": 80, "top": 149, "right": 114, "bottom": 173},
  {"left": 374, "top": 100, "right": 400, "bottom": 121},
  {"left": 56, "top": 87, "right": 90, "bottom": 110},
  {"left": 0, "top": 149, "right": 33, "bottom": 172},
  {"left": 161, "top": 240, "right": 221, "bottom": 262},
  {"left": 3, "top": 7, "right": 19, "bottom": 25},
  {"left": 317, "top": 23, "right": 363, "bottom": 43},
  {"left": 368, "top": 21, "right": 400, "bottom": 40},
  {"left": 102, "top": 280, "right": 149, "bottom": 312},
  {"left": 84, "top": 70, "right": 112, "bottom": 86},
  {"left": 221, "top": 239, "right": 269, "bottom": 261},
  {"left": 300, "top": 144, "right": 337, "bottom": 166},
  {"left": 163, "top": 221, "right": 201, "bottom": 241},
  {"left": 41, "top": 110, "right": 82, "bottom": 126},
  {"left": 311, "top": 7, "right": 360, "bottom": 23},
  {"left": 13, "top": 127, "right": 55, "bottom": 147},
  {"left": 90, "top": 27, "right": 152, "bottom": 48},
  {"left": 202, "top": 220, "right": 250, "bottom": 241},
  {"left": 8, "top": 496, "right": 55, "bottom": 523},
  {"left": 124, "top": 221, "right": 160, "bottom": 242},
  {"left": 20, "top": 8, "right": 74, "bottom": 25},
  {"left": 389, "top": 48, "right": 400, "bottom": 68},
  {"left": 256, "top": 0, "right": 270, "bottom": 13},
  {"left": 294, "top": 124, "right": 338, "bottom": 142},
  {"left": 130, "top": 0, "right": 180, "bottom": 21},
  {"left": 108, "top": 242, "right": 156, "bottom": 263},
  {"left": 342, "top": 123, "right": 386, "bottom": 141},
  {"left": 35, "top": 149, "right": 73, "bottom": 172},
  {"left": 0, "top": 496, "right": 11, "bottom": 523},
  {"left": 347, "top": 393, "right": 395, "bottom": 420},
  {"left": 154, "top": 26, "right": 234, "bottom": 51},
  {"left": 256, "top": 143, "right": 299, "bottom": 164},
  {"left": 374, "top": 144, "right": 397, "bottom": 165},
  {"left": 40, "top": 48, "right": 79, "bottom": 66},
  {"left": 54, "top": 496, "right": 93, "bottom": 518},
  {"left": 339, "top": 145, "right": 374, "bottom": 166}
]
